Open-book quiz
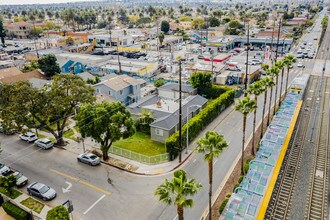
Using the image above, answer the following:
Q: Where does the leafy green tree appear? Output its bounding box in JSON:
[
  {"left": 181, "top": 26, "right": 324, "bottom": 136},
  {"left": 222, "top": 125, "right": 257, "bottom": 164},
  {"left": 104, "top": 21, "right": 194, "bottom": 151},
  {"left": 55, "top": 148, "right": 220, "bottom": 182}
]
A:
[
  {"left": 0, "top": 175, "right": 16, "bottom": 196},
  {"left": 0, "top": 75, "right": 95, "bottom": 145},
  {"left": 0, "top": 19, "right": 6, "bottom": 46},
  {"left": 161, "top": 20, "right": 170, "bottom": 33},
  {"left": 77, "top": 101, "right": 135, "bottom": 160},
  {"left": 235, "top": 97, "right": 256, "bottom": 175},
  {"left": 224, "top": 20, "right": 244, "bottom": 35},
  {"left": 158, "top": 32, "right": 165, "bottom": 45},
  {"left": 21, "top": 61, "right": 38, "bottom": 73},
  {"left": 155, "top": 169, "right": 202, "bottom": 220},
  {"left": 197, "top": 131, "right": 227, "bottom": 220},
  {"left": 246, "top": 81, "right": 263, "bottom": 155},
  {"left": 37, "top": 54, "right": 61, "bottom": 77},
  {"left": 46, "top": 206, "right": 70, "bottom": 220},
  {"left": 136, "top": 109, "right": 154, "bottom": 134},
  {"left": 209, "top": 17, "right": 220, "bottom": 27},
  {"left": 154, "top": 78, "right": 165, "bottom": 87},
  {"left": 283, "top": 55, "right": 297, "bottom": 98},
  {"left": 190, "top": 71, "right": 212, "bottom": 96}
]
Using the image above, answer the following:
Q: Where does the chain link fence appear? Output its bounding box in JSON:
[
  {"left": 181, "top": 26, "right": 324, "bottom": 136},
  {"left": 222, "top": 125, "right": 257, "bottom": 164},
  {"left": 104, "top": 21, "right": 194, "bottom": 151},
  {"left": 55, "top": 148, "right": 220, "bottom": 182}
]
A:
[{"left": 109, "top": 146, "right": 169, "bottom": 165}]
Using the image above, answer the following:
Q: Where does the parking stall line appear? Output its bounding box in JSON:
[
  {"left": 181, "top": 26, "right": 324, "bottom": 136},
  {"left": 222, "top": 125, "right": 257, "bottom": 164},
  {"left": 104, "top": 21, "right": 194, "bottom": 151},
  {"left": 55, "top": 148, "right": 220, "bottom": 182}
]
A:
[
  {"left": 83, "top": 194, "right": 106, "bottom": 215},
  {"left": 49, "top": 168, "right": 111, "bottom": 196}
]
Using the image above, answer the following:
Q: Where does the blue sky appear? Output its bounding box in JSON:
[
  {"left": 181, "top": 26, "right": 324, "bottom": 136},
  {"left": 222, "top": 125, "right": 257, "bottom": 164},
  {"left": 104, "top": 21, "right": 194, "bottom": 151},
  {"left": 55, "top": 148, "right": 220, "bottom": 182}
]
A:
[{"left": 0, "top": 0, "right": 98, "bottom": 5}]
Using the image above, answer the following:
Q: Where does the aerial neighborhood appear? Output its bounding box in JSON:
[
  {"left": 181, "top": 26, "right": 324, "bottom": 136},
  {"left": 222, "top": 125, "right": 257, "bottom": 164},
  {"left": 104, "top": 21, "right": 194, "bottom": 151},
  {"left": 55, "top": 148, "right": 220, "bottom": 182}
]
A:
[{"left": 0, "top": 0, "right": 329, "bottom": 220}]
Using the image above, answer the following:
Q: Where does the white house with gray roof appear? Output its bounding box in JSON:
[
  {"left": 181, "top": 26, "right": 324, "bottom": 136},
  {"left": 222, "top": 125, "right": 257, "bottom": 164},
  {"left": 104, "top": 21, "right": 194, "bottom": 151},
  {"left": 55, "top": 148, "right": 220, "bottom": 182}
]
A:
[{"left": 127, "top": 83, "right": 207, "bottom": 143}]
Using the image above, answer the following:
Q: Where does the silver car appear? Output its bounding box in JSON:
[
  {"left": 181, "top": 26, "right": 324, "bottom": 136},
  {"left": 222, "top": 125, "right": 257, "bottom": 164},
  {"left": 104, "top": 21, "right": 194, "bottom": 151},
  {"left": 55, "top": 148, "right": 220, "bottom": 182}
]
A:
[
  {"left": 35, "top": 138, "right": 54, "bottom": 149},
  {"left": 77, "top": 153, "right": 101, "bottom": 166},
  {"left": 0, "top": 163, "right": 11, "bottom": 175},
  {"left": 27, "top": 182, "right": 56, "bottom": 201}
]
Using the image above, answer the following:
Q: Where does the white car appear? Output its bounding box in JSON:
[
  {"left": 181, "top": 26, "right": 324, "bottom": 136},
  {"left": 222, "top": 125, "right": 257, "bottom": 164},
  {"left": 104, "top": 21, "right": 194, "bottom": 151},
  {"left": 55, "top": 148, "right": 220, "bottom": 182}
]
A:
[
  {"left": 5, "top": 170, "right": 28, "bottom": 187},
  {"left": 35, "top": 138, "right": 54, "bottom": 149},
  {"left": 297, "top": 62, "right": 305, "bottom": 68},
  {"left": 77, "top": 153, "right": 101, "bottom": 166},
  {"left": 19, "top": 132, "right": 37, "bottom": 143},
  {"left": 0, "top": 163, "right": 11, "bottom": 176}
]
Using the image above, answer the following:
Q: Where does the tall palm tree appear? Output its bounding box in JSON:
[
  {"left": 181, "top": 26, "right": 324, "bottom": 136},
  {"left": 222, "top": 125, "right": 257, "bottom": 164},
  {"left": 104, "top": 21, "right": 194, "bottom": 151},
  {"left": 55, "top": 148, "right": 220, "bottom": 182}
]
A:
[
  {"left": 278, "top": 60, "right": 286, "bottom": 107},
  {"left": 246, "top": 81, "right": 263, "bottom": 155},
  {"left": 235, "top": 97, "right": 257, "bottom": 175},
  {"left": 260, "top": 77, "right": 275, "bottom": 139},
  {"left": 266, "top": 66, "right": 279, "bottom": 126},
  {"left": 274, "top": 61, "right": 284, "bottom": 114},
  {"left": 283, "top": 54, "right": 297, "bottom": 98},
  {"left": 154, "top": 169, "right": 202, "bottom": 220},
  {"left": 197, "top": 131, "right": 228, "bottom": 220}
]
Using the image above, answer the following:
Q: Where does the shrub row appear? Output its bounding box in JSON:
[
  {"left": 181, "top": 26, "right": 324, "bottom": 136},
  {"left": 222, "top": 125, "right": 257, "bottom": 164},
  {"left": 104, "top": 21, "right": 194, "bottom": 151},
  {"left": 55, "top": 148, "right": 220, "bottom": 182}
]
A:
[
  {"left": 2, "top": 201, "right": 29, "bottom": 220},
  {"left": 165, "top": 88, "right": 235, "bottom": 160},
  {"left": 219, "top": 198, "right": 229, "bottom": 215},
  {"left": 46, "top": 205, "right": 70, "bottom": 220}
]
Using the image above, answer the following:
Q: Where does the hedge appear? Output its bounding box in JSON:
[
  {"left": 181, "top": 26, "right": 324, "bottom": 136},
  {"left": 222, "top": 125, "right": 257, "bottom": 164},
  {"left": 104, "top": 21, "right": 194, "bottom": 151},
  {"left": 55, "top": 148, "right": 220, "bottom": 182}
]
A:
[
  {"left": 166, "top": 88, "right": 235, "bottom": 160},
  {"left": 2, "top": 201, "right": 29, "bottom": 220},
  {"left": 219, "top": 198, "right": 229, "bottom": 215},
  {"left": 46, "top": 205, "right": 70, "bottom": 220}
]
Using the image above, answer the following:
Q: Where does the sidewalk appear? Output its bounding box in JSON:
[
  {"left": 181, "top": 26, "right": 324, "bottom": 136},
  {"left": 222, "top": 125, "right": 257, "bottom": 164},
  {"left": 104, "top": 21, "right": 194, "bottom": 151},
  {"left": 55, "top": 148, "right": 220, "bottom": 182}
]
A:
[{"left": 0, "top": 207, "right": 14, "bottom": 220}]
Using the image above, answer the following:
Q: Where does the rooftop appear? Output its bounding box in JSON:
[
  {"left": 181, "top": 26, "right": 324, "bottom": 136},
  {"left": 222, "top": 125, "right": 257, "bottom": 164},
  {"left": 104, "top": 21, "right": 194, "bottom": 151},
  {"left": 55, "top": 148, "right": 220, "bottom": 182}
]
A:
[{"left": 95, "top": 74, "right": 146, "bottom": 91}]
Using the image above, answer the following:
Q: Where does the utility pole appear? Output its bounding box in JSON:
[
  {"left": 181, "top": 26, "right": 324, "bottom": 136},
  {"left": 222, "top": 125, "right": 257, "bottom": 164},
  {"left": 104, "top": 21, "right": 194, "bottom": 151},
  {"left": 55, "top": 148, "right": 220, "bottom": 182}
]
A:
[
  {"left": 32, "top": 20, "right": 39, "bottom": 59},
  {"left": 274, "top": 17, "right": 282, "bottom": 63},
  {"left": 116, "top": 40, "right": 122, "bottom": 74},
  {"left": 270, "top": 18, "right": 276, "bottom": 64},
  {"left": 244, "top": 19, "right": 250, "bottom": 96},
  {"left": 178, "top": 59, "right": 182, "bottom": 163}
]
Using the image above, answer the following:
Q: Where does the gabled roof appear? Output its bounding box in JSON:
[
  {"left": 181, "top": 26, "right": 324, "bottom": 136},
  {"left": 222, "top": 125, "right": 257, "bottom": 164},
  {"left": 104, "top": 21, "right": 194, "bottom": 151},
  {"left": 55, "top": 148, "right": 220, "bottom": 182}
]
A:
[
  {"left": 4, "top": 21, "right": 32, "bottom": 28},
  {"left": 95, "top": 75, "right": 146, "bottom": 91}
]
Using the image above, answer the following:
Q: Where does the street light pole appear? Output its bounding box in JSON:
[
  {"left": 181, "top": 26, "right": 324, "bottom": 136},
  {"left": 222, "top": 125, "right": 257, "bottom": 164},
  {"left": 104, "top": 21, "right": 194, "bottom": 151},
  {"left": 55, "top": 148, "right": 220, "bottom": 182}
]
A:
[
  {"left": 244, "top": 19, "right": 250, "bottom": 96},
  {"left": 186, "top": 105, "right": 201, "bottom": 154},
  {"left": 178, "top": 59, "right": 182, "bottom": 163}
]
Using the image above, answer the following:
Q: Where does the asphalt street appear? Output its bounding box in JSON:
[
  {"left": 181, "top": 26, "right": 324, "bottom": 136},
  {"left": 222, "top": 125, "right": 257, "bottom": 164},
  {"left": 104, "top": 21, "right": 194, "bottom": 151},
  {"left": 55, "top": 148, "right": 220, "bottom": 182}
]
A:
[{"left": 0, "top": 12, "right": 325, "bottom": 220}]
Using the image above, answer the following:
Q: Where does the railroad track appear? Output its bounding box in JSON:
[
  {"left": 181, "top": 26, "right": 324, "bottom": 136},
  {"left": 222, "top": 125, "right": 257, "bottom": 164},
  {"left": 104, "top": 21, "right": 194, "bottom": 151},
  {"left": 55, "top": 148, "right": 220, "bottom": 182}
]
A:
[
  {"left": 265, "top": 76, "right": 319, "bottom": 220},
  {"left": 305, "top": 76, "right": 330, "bottom": 220}
]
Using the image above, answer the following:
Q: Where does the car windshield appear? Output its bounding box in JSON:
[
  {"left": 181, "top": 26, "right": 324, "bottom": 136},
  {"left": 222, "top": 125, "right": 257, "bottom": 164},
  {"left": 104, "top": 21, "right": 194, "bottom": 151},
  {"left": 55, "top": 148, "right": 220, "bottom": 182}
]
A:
[
  {"left": 90, "top": 155, "right": 98, "bottom": 160},
  {"left": 39, "top": 185, "right": 50, "bottom": 194},
  {"left": 44, "top": 141, "right": 52, "bottom": 145},
  {"left": 30, "top": 135, "right": 36, "bottom": 138}
]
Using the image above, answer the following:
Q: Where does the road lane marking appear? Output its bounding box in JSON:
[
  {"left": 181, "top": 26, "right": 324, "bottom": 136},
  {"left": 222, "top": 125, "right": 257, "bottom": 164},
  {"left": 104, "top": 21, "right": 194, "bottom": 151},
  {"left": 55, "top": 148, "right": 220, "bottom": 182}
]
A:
[
  {"left": 49, "top": 168, "right": 111, "bottom": 195},
  {"left": 49, "top": 168, "right": 78, "bottom": 181},
  {"left": 193, "top": 159, "right": 197, "bottom": 163},
  {"left": 172, "top": 214, "right": 178, "bottom": 220},
  {"left": 83, "top": 194, "right": 106, "bottom": 215},
  {"left": 213, "top": 159, "right": 218, "bottom": 165}
]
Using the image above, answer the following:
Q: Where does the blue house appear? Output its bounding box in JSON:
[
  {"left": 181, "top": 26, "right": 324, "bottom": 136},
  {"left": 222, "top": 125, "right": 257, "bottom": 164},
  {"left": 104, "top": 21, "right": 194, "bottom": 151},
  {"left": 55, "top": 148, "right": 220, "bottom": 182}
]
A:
[
  {"left": 93, "top": 75, "right": 146, "bottom": 106},
  {"left": 61, "top": 60, "right": 84, "bottom": 74}
]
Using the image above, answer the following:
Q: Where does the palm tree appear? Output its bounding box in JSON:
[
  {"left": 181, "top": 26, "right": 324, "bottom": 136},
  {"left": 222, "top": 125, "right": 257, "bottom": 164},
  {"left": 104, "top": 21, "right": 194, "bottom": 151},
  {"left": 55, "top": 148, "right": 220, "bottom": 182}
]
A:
[
  {"left": 246, "top": 81, "right": 263, "bottom": 155},
  {"left": 274, "top": 61, "right": 284, "bottom": 114},
  {"left": 266, "top": 66, "right": 279, "bottom": 126},
  {"left": 235, "top": 97, "right": 257, "bottom": 175},
  {"left": 283, "top": 54, "right": 297, "bottom": 98},
  {"left": 278, "top": 60, "right": 286, "bottom": 107},
  {"left": 197, "top": 131, "right": 228, "bottom": 220},
  {"left": 260, "top": 77, "right": 275, "bottom": 139},
  {"left": 154, "top": 169, "right": 202, "bottom": 220}
]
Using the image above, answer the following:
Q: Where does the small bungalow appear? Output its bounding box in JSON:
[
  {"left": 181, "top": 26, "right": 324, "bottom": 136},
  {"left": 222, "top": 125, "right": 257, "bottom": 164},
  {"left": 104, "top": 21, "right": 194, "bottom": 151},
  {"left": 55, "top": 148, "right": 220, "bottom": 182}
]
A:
[{"left": 61, "top": 60, "right": 85, "bottom": 74}]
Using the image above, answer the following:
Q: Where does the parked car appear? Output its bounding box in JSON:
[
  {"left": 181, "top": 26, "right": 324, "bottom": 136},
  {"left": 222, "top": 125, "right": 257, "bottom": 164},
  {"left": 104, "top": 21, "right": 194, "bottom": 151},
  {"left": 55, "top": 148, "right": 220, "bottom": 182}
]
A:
[
  {"left": 245, "top": 60, "right": 257, "bottom": 65},
  {"left": 0, "top": 125, "right": 16, "bottom": 135},
  {"left": 250, "top": 59, "right": 261, "bottom": 65},
  {"left": 296, "top": 53, "right": 304, "bottom": 58},
  {"left": 27, "top": 182, "right": 56, "bottom": 201},
  {"left": 225, "top": 65, "right": 241, "bottom": 71},
  {"left": 19, "top": 132, "right": 38, "bottom": 143},
  {"left": 297, "top": 62, "right": 305, "bottom": 68},
  {"left": 35, "top": 138, "right": 54, "bottom": 150},
  {"left": 77, "top": 153, "right": 101, "bottom": 166},
  {"left": 0, "top": 163, "right": 11, "bottom": 176},
  {"left": 308, "top": 53, "right": 314, "bottom": 59},
  {"left": 197, "top": 55, "right": 204, "bottom": 60},
  {"left": 4, "top": 170, "right": 28, "bottom": 187}
]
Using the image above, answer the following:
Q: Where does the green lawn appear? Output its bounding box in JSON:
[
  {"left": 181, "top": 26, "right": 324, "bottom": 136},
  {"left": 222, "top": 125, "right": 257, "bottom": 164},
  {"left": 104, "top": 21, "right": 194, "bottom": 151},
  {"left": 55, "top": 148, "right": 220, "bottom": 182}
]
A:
[
  {"left": 0, "top": 187, "right": 22, "bottom": 199},
  {"left": 21, "top": 197, "right": 45, "bottom": 214},
  {"left": 63, "top": 129, "right": 77, "bottom": 141},
  {"left": 113, "top": 132, "right": 166, "bottom": 156}
]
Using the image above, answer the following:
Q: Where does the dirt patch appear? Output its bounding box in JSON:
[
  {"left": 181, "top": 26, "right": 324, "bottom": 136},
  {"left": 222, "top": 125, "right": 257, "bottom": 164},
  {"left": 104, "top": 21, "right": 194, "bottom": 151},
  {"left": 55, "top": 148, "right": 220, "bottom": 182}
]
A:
[
  {"left": 89, "top": 149, "right": 139, "bottom": 172},
  {"left": 209, "top": 111, "right": 275, "bottom": 219}
]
